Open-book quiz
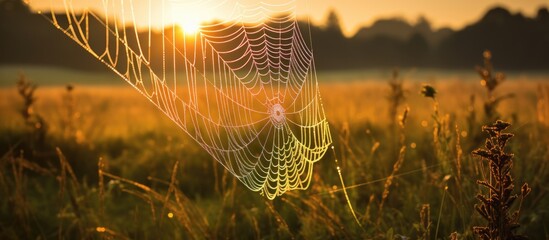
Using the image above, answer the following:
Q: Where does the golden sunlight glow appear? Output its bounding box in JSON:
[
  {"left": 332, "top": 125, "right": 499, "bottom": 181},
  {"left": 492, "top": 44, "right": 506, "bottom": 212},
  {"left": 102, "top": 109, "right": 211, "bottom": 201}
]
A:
[
  {"left": 28, "top": 0, "right": 549, "bottom": 37},
  {"left": 171, "top": 2, "right": 213, "bottom": 35},
  {"left": 175, "top": 15, "right": 202, "bottom": 34}
]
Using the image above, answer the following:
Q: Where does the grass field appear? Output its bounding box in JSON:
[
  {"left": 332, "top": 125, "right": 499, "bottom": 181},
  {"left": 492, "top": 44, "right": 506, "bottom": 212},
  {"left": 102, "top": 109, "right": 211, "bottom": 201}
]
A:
[{"left": 0, "top": 70, "right": 548, "bottom": 239}]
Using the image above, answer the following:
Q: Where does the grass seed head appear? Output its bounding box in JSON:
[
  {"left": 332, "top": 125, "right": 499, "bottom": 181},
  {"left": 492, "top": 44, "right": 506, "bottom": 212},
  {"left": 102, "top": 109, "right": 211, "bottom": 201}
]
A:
[{"left": 421, "top": 85, "right": 437, "bottom": 99}]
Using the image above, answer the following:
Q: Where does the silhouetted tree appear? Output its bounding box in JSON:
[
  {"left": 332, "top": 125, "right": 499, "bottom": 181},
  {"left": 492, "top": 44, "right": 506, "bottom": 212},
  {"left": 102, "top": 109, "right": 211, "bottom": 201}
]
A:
[
  {"left": 1, "top": 5, "right": 549, "bottom": 71},
  {"left": 537, "top": 7, "right": 549, "bottom": 20},
  {"left": 436, "top": 6, "right": 549, "bottom": 69},
  {"left": 313, "top": 9, "right": 349, "bottom": 69},
  {"left": 415, "top": 16, "right": 432, "bottom": 33},
  {"left": 325, "top": 9, "right": 342, "bottom": 34}
]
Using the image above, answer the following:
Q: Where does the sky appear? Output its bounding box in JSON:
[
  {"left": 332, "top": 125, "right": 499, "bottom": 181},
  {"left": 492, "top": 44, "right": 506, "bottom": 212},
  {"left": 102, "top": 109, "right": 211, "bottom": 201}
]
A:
[{"left": 26, "top": 0, "right": 548, "bottom": 37}]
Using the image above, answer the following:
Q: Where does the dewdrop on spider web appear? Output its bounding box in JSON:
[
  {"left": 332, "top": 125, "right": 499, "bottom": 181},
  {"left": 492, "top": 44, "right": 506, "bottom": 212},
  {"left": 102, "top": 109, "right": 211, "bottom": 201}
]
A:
[{"left": 37, "top": 0, "right": 332, "bottom": 199}]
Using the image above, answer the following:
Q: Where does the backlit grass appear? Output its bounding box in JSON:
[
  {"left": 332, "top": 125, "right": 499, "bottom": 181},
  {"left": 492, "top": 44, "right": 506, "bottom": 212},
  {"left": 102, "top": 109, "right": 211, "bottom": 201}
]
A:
[{"left": 0, "top": 75, "right": 547, "bottom": 239}]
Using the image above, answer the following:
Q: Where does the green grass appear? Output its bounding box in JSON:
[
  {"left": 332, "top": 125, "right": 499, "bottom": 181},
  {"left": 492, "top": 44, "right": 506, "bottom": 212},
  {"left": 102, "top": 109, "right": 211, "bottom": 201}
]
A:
[{"left": 0, "top": 77, "right": 548, "bottom": 239}]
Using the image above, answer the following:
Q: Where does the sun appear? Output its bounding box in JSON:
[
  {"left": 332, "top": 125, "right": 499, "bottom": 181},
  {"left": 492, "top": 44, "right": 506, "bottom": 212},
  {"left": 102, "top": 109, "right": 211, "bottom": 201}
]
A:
[
  {"left": 169, "top": 1, "right": 218, "bottom": 35},
  {"left": 176, "top": 16, "right": 202, "bottom": 34},
  {"left": 174, "top": 13, "right": 205, "bottom": 35}
]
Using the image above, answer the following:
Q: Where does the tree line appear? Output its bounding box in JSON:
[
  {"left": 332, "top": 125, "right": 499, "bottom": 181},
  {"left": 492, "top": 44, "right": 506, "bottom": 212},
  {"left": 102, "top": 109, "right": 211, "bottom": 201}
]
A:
[{"left": 1, "top": 0, "right": 548, "bottom": 71}]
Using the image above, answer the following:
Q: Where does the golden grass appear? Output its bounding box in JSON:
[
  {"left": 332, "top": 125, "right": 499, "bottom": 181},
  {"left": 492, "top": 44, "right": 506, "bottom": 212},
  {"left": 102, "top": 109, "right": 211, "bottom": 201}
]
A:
[
  {"left": 0, "top": 77, "right": 547, "bottom": 239},
  {"left": 0, "top": 79, "right": 541, "bottom": 135}
]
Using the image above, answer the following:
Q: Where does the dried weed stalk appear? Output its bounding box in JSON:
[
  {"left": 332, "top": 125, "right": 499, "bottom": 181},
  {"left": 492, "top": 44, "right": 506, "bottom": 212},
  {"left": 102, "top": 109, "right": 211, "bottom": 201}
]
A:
[
  {"left": 476, "top": 50, "right": 514, "bottom": 122},
  {"left": 418, "top": 204, "right": 431, "bottom": 240},
  {"left": 16, "top": 75, "right": 47, "bottom": 144},
  {"left": 377, "top": 108, "right": 409, "bottom": 226},
  {"left": 472, "top": 120, "right": 531, "bottom": 240},
  {"left": 388, "top": 69, "right": 406, "bottom": 128}
]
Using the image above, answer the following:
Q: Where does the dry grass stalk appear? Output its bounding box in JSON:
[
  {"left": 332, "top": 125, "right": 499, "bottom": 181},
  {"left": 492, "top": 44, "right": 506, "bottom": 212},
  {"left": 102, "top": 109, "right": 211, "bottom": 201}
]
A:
[
  {"left": 16, "top": 75, "right": 37, "bottom": 126},
  {"left": 101, "top": 167, "right": 211, "bottom": 239},
  {"left": 2, "top": 149, "right": 53, "bottom": 238},
  {"left": 55, "top": 148, "right": 88, "bottom": 235},
  {"left": 434, "top": 186, "right": 448, "bottom": 239},
  {"left": 472, "top": 120, "right": 531, "bottom": 240},
  {"left": 537, "top": 85, "right": 549, "bottom": 128},
  {"left": 284, "top": 192, "right": 350, "bottom": 238},
  {"left": 422, "top": 84, "right": 457, "bottom": 177},
  {"left": 264, "top": 200, "right": 293, "bottom": 237},
  {"left": 60, "top": 84, "right": 83, "bottom": 142},
  {"left": 377, "top": 107, "right": 409, "bottom": 226},
  {"left": 98, "top": 157, "right": 105, "bottom": 217},
  {"left": 16, "top": 75, "right": 47, "bottom": 144},
  {"left": 466, "top": 94, "right": 478, "bottom": 139},
  {"left": 419, "top": 204, "right": 431, "bottom": 240},
  {"left": 376, "top": 146, "right": 406, "bottom": 226},
  {"left": 10, "top": 153, "right": 32, "bottom": 236},
  {"left": 476, "top": 50, "right": 514, "bottom": 122},
  {"left": 421, "top": 84, "right": 442, "bottom": 146},
  {"left": 160, "top": 161, "right": 179, "bottom": 226},
  {"left": 388, "top": 69, "right": 406, "bottom": 128},
  {"left": 56, "top": 148, "right": 80, "bottom": 195},
  {"left": 337, "top": 122, "right": 360, "bottom": 166},
  {"left": 455, "top": 125, "right": 463, "bottom": 182},
  {"left": 243, "top": 207, "right": 261, "bottom": 240},
  {"left": 361, "top": 194, "right": 375, "bottom": 224}
]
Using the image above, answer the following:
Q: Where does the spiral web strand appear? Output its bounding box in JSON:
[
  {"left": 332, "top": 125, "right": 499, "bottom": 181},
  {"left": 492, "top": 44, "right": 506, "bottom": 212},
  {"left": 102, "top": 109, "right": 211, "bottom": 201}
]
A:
[{"left": 32, "top": 0, "right": 332, "bottom": 199}]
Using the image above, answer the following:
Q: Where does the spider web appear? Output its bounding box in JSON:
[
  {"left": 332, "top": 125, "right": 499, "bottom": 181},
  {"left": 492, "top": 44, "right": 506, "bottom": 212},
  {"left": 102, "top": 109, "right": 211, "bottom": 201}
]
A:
[{"left": 32, "top": 0, "right": 332, "bottom": 199}]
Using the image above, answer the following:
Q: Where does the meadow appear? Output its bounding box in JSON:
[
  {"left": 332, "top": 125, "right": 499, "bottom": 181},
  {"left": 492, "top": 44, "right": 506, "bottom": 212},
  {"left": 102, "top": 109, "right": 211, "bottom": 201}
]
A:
[{"left": 0, "top": 66, "right": 548, "bottom": 239}]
